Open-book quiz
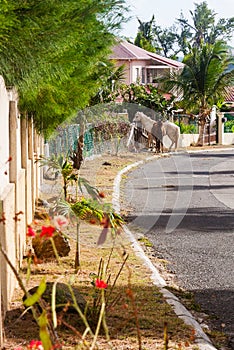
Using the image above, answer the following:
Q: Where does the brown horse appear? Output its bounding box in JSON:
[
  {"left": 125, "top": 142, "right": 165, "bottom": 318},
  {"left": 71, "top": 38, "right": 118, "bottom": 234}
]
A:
[
  {"left": 133, "top": 112, "right": 165, "bottom": 153},
  {"left": 151, "top": 120, "right": 164, "bottom": 153}
]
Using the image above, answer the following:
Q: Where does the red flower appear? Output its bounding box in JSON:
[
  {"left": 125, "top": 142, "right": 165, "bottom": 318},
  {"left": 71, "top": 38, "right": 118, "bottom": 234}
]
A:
[
  {"left": 40, "top": 225, "right": 56, "bottom": 239},
  {"left": 95, "top": 279, "right": 108, "bottom": 289},
  {"left": 98, "top": 191, "right": 105, "bottom": 198},
  {"left": 27, "top": 340, "right": 43, "bottom": 349},
  {"left": 53, "top": 215, "right": 68, "bottom": 230},
  {"left": 27, "top": 226, "right": 36, "bottom": 237}
]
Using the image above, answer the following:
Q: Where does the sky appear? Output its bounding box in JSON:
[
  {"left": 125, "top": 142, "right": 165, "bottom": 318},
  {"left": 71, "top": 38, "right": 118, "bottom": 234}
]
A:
[{"left": 119, "top": 0, "right": 234, "bottom": 47}]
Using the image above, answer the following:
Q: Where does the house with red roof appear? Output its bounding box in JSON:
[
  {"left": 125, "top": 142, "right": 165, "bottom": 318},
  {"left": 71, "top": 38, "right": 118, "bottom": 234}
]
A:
[
  {"left": 224, "top": 86, "right": 234, "bottom": 109},
  {"left": 110, "top": 40, "right": 184, "bottom": 86}
]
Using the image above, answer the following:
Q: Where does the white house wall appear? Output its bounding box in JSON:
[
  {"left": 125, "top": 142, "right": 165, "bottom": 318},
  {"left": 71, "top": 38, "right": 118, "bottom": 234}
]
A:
[
  {"left": 0, "top": 76, "right": 43, "bottom": 347},
  {"left": 0, "top": 77, "right": 10, "bottom": 193}
]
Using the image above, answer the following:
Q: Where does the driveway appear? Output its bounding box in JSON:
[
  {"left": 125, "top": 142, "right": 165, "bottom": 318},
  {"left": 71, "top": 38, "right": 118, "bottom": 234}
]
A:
[{"left": 123, "top": 149, "right": 234, "bottom": 346}]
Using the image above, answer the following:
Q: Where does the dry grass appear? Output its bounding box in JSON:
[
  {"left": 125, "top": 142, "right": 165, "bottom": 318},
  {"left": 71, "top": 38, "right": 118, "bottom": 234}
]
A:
[{"left": 3, "top": 151, "right": 199, "bottom": 350}]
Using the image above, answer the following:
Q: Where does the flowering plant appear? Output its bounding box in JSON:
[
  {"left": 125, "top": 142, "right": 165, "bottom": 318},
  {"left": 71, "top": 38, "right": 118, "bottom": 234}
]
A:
[
  {"left": 27, "top": 215, "right": 69, "bottom": 240},
  {"left": 27, "top": 340, "right": 44, "bottom": 349},
  {"left": 95, "top": 279, "right": 108, "bottom": 289}
]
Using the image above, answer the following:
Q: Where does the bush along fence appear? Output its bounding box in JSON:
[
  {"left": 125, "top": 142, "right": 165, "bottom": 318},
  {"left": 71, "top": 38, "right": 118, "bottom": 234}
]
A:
[
  {"left": 46, "top": 111, "right": 233, "bottom": 159},
  {"left": 223, "top": 112, "right": 234, "bottom": 133},
  {"left": 0, "top": 76, "right": 43, "bottom": 346},
  {"left": 47, "top": 119, "right": 131, "bottom": 160}
]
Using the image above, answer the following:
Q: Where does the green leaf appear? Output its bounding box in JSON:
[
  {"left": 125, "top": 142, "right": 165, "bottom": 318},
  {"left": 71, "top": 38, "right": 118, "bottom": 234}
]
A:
[
  {"left": 51, "top": 282, "right": 57, "bottom": 329},
  {"left": 38, "top": 310, "right": 53, "bottom": 350},
  {"left": 24, "top": 278, "right": 46, "bottom": 307},
  {"left": 0, "top": 0, "right": 128, "bottom": 136}
]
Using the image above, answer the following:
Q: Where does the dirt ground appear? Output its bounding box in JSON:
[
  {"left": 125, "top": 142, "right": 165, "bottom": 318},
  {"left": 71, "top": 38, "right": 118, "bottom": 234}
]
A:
[{"left": 3, "top": 148, "right": 222, "bottom": 350}]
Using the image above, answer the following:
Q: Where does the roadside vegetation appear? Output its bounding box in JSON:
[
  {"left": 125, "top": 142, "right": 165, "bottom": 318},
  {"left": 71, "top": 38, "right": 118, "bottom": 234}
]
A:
[
  {"left": 0, "top": 0, "right": 128, "bottom": 135},
  {"left": 0, "top": 1, "right": 234, "bottom": 349},
  {"left": 3, "top": 152, "right": 200, "bottom": 350}
]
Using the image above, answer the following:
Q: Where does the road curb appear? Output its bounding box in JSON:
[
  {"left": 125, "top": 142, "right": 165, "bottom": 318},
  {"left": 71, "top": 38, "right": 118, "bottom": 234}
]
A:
[{"left": 112, "top": 156, "right": 218, "bottom": 350}]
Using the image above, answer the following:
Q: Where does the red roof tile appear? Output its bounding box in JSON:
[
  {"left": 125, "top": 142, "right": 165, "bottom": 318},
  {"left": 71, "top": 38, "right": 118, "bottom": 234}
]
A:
[
  {"left": 110, "top": 40, "right": 184, "bottom": 68},
  {"left": 224, "top": 86, "right": 234, "bottom": 102}
]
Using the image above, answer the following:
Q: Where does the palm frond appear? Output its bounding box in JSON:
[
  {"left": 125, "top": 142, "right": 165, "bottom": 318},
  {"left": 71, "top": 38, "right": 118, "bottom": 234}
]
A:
[{"left": 78, "top": 177, "right": 100, "bottom": 200}]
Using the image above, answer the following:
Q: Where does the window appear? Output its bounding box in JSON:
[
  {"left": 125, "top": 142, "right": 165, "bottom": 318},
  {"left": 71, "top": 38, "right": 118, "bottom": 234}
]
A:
[
  {"left": 146, "top": 68, "right": 157, "bottom": 83},
  {"left": 142, "top": 68, "right": 145, "bottom": 84},
  {"left": 135, "top": 67, "right": 140, "bottom": 82}
]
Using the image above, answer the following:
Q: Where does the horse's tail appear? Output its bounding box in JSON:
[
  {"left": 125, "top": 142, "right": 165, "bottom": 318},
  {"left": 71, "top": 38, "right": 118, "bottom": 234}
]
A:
[{"left": 151, "top": 121, "right": 164, "bottom": 141}]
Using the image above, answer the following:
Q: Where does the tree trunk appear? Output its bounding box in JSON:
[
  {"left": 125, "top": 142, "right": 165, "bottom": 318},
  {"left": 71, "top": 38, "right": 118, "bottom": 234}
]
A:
[
  {"left": 196, "top": 115, "right": 206, "bottom": 146},
  {"left": 75, "top": 221, "right": 81, "bottom": 271},
  {"left": 70, "top": 121, "right": 85, "bottom": 170}
]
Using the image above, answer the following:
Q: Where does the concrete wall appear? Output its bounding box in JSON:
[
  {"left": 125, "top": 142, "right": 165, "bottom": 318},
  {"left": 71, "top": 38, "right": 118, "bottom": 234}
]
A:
[
  {"left": 0, "top": 76, "right": 42, "bottom": 346},
  {"left": 223, "top": 133, "right": 234, "bottom": 145},
  {"left": 164, "top": 134, "right": 199, "bottom": 149},
  {"left": 169, "top": 132, "right": 234, "bottom": 149}
]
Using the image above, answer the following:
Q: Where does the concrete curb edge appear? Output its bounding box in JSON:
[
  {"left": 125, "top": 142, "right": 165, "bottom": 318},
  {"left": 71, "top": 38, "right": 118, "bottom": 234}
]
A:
[{"left": 112, "top": 155, "right": 218, "bottom": 350}]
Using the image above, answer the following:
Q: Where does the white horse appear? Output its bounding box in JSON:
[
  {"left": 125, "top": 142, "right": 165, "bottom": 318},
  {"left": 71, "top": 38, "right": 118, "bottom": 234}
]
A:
[
  {"left": 163, "top": 120, "right": 180, "bottom": 151},
  {"left": 133, "top": 111, "right": 180, "bottom": 151},
  {"left": 133, "top": 111, "right": 155, "bottom": 134}
]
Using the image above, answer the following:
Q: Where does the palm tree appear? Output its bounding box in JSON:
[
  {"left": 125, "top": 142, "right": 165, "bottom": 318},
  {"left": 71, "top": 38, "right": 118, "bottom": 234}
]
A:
[
  {"left": 134, "top": 15, "right": 156, "bottom": 52},
  {"left": 177, "top": 2, "right": 234, "bottom": 50},
  {"left": 136, "top": 15, "right": 155, "bottom": 42},
  {"left": 163, "top": 41, "right": 234, "bottom": 145}
]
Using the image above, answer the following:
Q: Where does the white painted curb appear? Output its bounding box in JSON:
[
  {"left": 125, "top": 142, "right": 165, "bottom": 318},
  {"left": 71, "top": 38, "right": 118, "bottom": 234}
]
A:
[{"left": 112, "top": 155, "right": 218, "bottom": 350}]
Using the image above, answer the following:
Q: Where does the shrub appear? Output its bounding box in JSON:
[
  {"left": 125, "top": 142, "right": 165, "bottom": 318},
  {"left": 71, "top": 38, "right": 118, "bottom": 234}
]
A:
[
  {"left": 224, "top": 120, "right": 234, "bottom": 133},
  {"left": 175, "top": 122, "right": 198, "bottom": 134}
]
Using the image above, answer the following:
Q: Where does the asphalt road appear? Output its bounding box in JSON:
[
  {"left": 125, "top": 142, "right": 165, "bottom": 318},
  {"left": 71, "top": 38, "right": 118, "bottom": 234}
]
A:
[{"left": 123, "top": 149, "right": 234, "bottom": 346}]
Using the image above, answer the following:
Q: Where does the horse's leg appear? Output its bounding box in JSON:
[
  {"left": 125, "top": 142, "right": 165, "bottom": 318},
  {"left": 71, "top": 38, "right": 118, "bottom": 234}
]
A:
[
  {"left": 156, "top": 138, "right": 161, "bottom": 153},
  {"left": 168, "top": 138, "right": 174, "bottom": 152},
  {"left": 148, "top": 133, "right": 152, "bottom": 150},
  {"left": 174, "top": 135, "right": 179, "bottom": 151}
]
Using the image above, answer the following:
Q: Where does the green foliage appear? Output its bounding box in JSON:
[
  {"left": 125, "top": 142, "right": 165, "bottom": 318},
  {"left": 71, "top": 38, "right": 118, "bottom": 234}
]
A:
[
  {"left": 133, "top": 1, "right": 234, "bottom": 59},
  {"left": 90, "top": 63, "right": 127, "bottom": 105},
  {"left": 224, "top": 120, "right": 234, "bottom": 133},
  {"left": 153, "top": 26, "right": 179, "bottom": 59},
  {"left": 177, "top": 2, "right": 234, "bottom": 49},
  {"left": 162, "top": 41, "right": 234, "bottom": 117},
  {"left": 37, "top": 153, "right": 124, "bottom": 228},
  {"left": 38, "top": 310, "right": 53, "bottom": 350},
  {"left": 134, "top": 32, "right": 156, "bottom": 53},
  {"left": 37, "top": 154, "right": 103, "bottom": 200},
  {"left": 0, "top": 0, "right": 128, "bottom": 135},
  {"left": 71, "top": 199, "right": 104, "bottom": 223},
  {"left": 161, "top": 40, "right": 234, "bottom": 144},
  {"left": 24, "top": 278, "right": 47, "bottom": 307},
  {"left": 118, "top": 83, "right": 172, "bottom": 114},
  {"left": 175, "top": 122, "right": 198, "bottom": 134},
  {"left": 67, "top": 198, "right": 124, "bottom": 230},
  {"left": 134, "top": 16, "right": 156, "bottom": 53}
]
